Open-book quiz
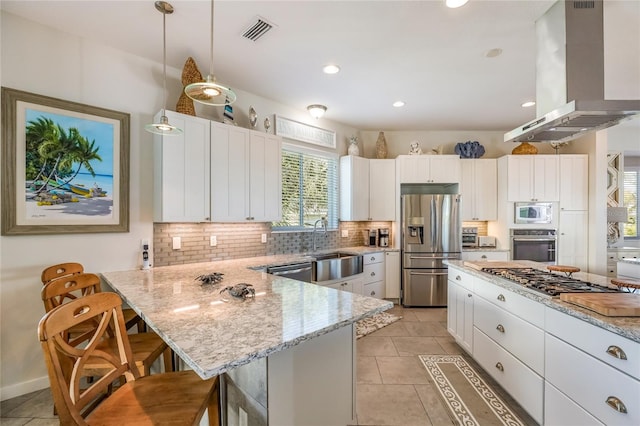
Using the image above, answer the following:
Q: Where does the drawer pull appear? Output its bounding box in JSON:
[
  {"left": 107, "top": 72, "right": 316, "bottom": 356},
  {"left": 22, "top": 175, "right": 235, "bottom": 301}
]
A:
[
  {"left": 371, "top": 256, "right": 376, "bottom": 261},
  {"left": 496, "top": 324, "right": 505, "bottom": 333},
  {"left": 456, "top": 275, "right": 461, "bottom": 281},
  {"left": 606, "top": 345, "right": 627, "bottom": 360},
  {"left": 467, "top": 293, "right": 472, "bottom": 298},
  {"left": 497, "top": 294, "right": 506, "bottom": 302},
  {"left": 605, "top": 396, "right": 627, "bottom": 414},
  {"left": 495, "top": 362, "right": 504, "bottom": 372},
  {"left": 370, "top": 291, "right": 376, "bottom": 296},
  {"left": 481, "top": 255, "right": 487, "bottom": 259},
  {"left": 371, "top": 272, "right": 376, "bottom": 277}
]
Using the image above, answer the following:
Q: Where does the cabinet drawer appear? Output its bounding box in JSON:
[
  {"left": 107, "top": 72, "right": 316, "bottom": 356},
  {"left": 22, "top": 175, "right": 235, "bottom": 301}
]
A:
[
  {"left": 364, "top": 252, "right": 384, "bottom": 265},
  {"left": 447, "top": 268, "right": 475, "bottom": 292},
  {"left": 545, "top": 333, "right": 640, "bottom": 425},
  {"left": 363, "top": 281, "right": 385, "bottom": 299},
  {"left": 474, "top": 296, "right": 544, "bottom": 375},
  {"left": 363, "top": 262, "right": 384, "bottom": 284},
  {"left": 545, "top": 382, "right": 603, "bottom": 426},
  {"left": 546, "top": 307, "right": 640, "bottom": 379},
  {"left": 461, "top": 251, "right": 509, "bottom": 261},
  {"left": 473, "top": 328, "right": 543, "bottom": 424},
  {"left": 474, "top": 281, "right": 544, "bottom": 328}
]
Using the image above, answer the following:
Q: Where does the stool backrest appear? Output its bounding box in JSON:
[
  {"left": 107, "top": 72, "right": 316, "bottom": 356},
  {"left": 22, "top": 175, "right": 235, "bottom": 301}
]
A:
[
  {"left": 41, "top": 262, "right": 84, "bottom": 285},
  {"left": 38, "top": 292, "right": 140, "bottom": 425}
]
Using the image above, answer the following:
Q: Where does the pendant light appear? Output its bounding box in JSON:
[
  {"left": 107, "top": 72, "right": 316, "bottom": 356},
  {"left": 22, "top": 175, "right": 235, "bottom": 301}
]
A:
[
  {"left": 145, "top": 1, "right": 183, "bottom": 135},
  {"left": 184, "top": 0, "right": 236, "bottom": 106}
]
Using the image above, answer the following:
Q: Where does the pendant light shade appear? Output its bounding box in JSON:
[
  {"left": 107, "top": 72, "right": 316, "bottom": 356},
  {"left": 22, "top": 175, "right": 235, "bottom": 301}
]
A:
[
  {"left": 146, "top": 1, "right": 182, "bottom": 136},
  {"left": 184, "top": 0, "right": 236, "bottom": 106}
]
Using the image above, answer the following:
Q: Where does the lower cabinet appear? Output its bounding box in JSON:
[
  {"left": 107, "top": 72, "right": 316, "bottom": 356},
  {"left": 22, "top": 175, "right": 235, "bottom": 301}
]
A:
[
  {"left": 385, "top": 251, "right": 401, "bottom": 299},
  {"left": 363, "top": 252, "right": 385, "bottom": 299},
  {"left": 325, "top": 276, "right": 364, "bottom": 295},
  {"left": 447, "top": 269, "right": 474, "bottom": 353},
  {"left": 461, "top": 251, "right": 509, "bottom": 261},
  {"left": 544, "top": 382, "right": 603, "bottom": 426}
]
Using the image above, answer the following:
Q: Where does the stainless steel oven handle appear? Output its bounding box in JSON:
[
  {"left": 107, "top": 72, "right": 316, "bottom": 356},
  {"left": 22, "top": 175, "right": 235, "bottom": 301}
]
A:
[{"left": 512, "top": 238, "right": 556, "bottom": 242}]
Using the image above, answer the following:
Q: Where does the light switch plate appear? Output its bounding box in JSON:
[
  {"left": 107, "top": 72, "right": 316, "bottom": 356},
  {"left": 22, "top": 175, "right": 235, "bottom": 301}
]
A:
[
  {"left": 341, "top": 229, "right": 349, "bottom": 238},
  {"left": 210, "top": 235, "right": 217, "bottom": 247},
  {"left": 261, "top": 233, "right": 267, "bottom": 243},
  {"left": 172, "top": 236, "right": 181, "bottom": 250}
]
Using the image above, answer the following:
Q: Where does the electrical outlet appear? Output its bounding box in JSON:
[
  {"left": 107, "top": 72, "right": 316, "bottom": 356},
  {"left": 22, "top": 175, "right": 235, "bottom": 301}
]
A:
[
  {"left": 172, "top": 236, "right": 181, "bottom": 250},
  {"left": 261, "top": 233, "right": 267, "bottom": 243},
  {"left": 210, "top": 235, "right": 217, "bottom": 247},
  {"left": 341, "top": 229, "right": 349, "bottom": 238},
  {"left": 238, "top": 407, "right": 248, "bottom": 426}
]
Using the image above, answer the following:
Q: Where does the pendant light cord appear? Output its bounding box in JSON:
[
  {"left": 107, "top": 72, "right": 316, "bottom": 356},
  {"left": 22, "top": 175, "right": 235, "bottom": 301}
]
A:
[
  {"left": 162, "top": 6, "right": 168, "bottom": 115},
  {"left": 209, "top": 0, "right": 215, "bottom": 77}
]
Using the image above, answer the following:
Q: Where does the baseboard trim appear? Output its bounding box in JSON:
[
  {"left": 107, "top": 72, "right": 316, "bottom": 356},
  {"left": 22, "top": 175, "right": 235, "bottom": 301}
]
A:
[{"left": 1, "top": 376, "right": 49, "bottom": 401}]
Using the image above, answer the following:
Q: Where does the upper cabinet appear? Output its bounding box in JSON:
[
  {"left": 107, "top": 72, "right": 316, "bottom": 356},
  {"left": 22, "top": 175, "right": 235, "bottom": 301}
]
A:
[
  {"left": 460, "top": 159, "right": 497, "bottom": 221},
  {"left": 340, "top": 156, "right": 395, "bottom": 221},
  {"left": 154, "top": 111, "right": 211, "bottom": 222},
  {"left": 503, "top": 155, "right": 559, "bottom": 202},
  {"left": 154, "top": 111, "right": 282, "bottom": 223},
  {"left": 396, "top": 155, "right": 461, "bottom": 184},
  {"left": 558, "top": 155, "right": 588, "bottom": 211}
]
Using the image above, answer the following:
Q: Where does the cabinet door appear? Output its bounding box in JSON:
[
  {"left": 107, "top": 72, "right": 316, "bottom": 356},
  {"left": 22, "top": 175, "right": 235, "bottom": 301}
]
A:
[
  {"left": 532, "top": 156, "right": 559, "bottom": 201},
  {"left": 249, "top": 133, "right": 282, "bottom": 222},
  {"left": 455, "top": 282, "right": 474, "bottom": 353},
  {"left": 385, "top": 251, "right": 401, "bottom": 299},
  {"left": 429, "top": 156, "right": 461, "bottom": 183},
  {"left": 447, "top": 280, "right": 459, "bottom": 338},
  {"left": 211, "top": 122, "right": 250, "bottom": 221},
  {"left": 559, "top": 155, "right": 588, "bottom": 210},
  {"left": 558, "top": 210, "right": 588, "bottom": 270},
  {"left": 154, "top": 111, "right": 210, "bottom": 222},
  {"left": 397, "top": 156, "right": 430, "bottom": 183},
  {"left": 461, "top": 159, "right": 496, "bottom": 221},
  {"left": 369, "top": 159, "right": 395, "bottom": 220},
  {"left": 507, "top": 156, "right": 534, "bottom": 201},
  {"left": 339, "top": 156, "right": 370, "bottom": 221}
]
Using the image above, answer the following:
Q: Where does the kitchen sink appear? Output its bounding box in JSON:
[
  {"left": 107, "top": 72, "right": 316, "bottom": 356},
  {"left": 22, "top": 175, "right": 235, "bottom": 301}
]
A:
[{"left": 312, "top": 252, "right": 363, "bottom": 282}]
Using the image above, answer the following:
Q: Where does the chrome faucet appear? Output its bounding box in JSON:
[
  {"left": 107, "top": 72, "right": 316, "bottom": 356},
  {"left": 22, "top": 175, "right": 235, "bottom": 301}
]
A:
[{"left": 312, "top": 217, "right": 328, "bottom": 252}]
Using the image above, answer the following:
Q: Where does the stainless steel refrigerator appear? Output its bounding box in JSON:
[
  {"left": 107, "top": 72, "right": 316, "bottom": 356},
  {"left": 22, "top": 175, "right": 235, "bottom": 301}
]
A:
[{"left": 401, "top": 194, "right": 461, "bottom": 307}]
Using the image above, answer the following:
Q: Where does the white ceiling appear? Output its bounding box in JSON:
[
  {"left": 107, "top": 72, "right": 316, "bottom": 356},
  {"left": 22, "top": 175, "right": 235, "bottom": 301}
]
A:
[{"left": 2, "top": 0, "right": 577, "bottom": 132}]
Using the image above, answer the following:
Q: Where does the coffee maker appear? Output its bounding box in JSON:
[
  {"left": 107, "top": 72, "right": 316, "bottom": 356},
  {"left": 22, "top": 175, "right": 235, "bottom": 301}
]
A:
[{"left": 378, "top": 228, "right": 390, "bottom": 247}]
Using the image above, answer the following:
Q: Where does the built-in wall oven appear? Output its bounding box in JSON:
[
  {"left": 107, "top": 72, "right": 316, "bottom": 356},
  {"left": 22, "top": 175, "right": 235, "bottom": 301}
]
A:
[{"left": 510, "top": 229, "right": 556, "bottom": 264}]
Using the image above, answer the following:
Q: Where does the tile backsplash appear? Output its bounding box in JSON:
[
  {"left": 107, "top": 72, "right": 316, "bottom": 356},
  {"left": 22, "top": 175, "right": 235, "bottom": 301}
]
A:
[{"left": 153, "top": 221, "right": 393, "bottom": 267}]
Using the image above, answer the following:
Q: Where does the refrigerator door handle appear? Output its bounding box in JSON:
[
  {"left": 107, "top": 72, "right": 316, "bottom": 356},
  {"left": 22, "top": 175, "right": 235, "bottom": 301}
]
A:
[
  {"left": 408, "top": 271, "right": 448, "bottom": 276},
  {"left": 409, "top": 255, "right": 448, "bottom": 260}
]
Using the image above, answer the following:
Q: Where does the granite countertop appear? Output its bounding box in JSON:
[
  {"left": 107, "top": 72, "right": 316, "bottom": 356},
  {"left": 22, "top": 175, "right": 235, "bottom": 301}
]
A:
[
  {"left": 619, "top": 258, "right": 640, "bottom": 265},
  {"left": 446, "top": 260, "right": 640, "bottom": 343},
  {"left": 102, "top": 253, "right": 392, "bottom": 379}
]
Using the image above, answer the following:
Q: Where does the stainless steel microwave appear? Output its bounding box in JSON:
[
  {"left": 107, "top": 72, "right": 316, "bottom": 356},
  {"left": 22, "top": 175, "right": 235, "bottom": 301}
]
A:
[{"left": 514, "top": 202, "right": 553, "bottom": 224}]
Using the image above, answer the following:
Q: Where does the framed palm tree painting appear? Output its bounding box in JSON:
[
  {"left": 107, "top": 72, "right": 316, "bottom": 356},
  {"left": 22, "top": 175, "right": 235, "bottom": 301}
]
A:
[{"left": 1, "top": 87, "right": 129, "bottom": 235}]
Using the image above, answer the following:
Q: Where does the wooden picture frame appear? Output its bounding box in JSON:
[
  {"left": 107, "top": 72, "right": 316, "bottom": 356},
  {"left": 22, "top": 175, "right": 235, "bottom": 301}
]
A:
[{"left": 1, "top": 87, "right": 130, "bottom": 235}]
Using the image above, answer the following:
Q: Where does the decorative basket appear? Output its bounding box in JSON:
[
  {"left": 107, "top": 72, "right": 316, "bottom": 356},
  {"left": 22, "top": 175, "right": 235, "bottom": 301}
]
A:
[
  {"left": 175, "top": 57, "right": 203, "bottom": 116},
  {"left": 511, "top": 142, "right": 538, "bottom": 155}
]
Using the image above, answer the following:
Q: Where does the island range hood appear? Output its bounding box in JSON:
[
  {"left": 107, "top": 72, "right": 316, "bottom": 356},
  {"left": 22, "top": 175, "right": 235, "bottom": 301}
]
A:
[{"left": 505, "top": 0, "right": 640, "bottom": 144}]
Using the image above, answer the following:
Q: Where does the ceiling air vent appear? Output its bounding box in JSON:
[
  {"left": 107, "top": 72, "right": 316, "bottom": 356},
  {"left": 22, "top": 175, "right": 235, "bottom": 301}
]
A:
[
  {"left": 242, "top": 16, "right": 274, "bottom": 42},
  {"left": 572, "top": 1, "right": 595, "bottom": 9}
]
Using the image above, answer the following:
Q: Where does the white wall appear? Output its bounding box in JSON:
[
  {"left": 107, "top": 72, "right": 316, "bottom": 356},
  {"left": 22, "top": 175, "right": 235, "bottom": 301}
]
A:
[{"left": 0, "top": 11, "right": 358, "bottom": 400}]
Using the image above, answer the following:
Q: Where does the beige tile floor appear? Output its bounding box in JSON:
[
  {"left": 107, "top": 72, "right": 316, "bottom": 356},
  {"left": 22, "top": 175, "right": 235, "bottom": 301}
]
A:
[{"left": 1, "top": 305, "right": 536, "bottom": 425}]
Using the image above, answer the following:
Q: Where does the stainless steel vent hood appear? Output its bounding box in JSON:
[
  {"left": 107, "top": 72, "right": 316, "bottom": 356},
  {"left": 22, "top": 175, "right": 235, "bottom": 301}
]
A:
[{"left": 505, "top": 0, "right": 640, "bottom": 144}]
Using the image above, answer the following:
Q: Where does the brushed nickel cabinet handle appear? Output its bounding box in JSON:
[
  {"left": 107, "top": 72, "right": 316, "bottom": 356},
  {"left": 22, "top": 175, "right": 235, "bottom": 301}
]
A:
[
  {"left": 496, "top": 324, "right": 505, "bottom": 333},
  {"left": 456, "top": 275, "right": 461, "bottom": 281},
  {"left": 371, "top": 272, "right": 376, "bottom": 277},
  {"left": 605, "top": 396, "right": 627, "bottom": 414},
  {"left": 481, "top": 255, "right": 487, "bottom": 259},
  {"left": 371, "top": 291, "right": 376, "bottom": 296},
  {"left": 497, "top": 294, "right": 506, "bottom": 302},
  {"left": 467, "top": 293, "right": 472, "bottom": 298},
  {"left": 495, "top": 362, "right": 504, "bottom": 372},
  {"left": 606, "top": 345, "right": 627, "bottom": 360}
]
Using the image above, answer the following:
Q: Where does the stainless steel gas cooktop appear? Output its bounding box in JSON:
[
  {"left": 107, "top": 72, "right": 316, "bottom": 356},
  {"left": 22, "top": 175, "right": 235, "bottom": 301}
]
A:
[{"left": 481, "top": 267, "right": 620, "bottom": 297}]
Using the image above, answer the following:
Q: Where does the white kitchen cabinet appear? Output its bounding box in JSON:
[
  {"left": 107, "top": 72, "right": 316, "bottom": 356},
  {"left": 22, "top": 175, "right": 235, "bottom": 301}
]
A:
[
  {"left": 447, "top": 269, "right": 475, "bottom": 353},
  {"left": 153, "top": 111, "right": 211, "bottom": 222},
  {"left": 559, "top": 154, "right": 588, "bottom": 211},
  {"left": 363, "top": 252, "right": 385, "bottom": 299},
  {"left": 385, "top": 251, "right": 401, "bottom": 299},
  {"left": 607, "top": 248, "right": 640, "bottom": 277},
  {"left": 340, "top": 156, "right": 395, "bottom": 221},
  {"left": 502, "top": 155, "right": 559, "bottom": 202},
  {"left": 460, "top": 159, "right": 497, "bottom": 221},
  {"left": 325, "top": 276, "right": 364, "bottom": 294},
  {"left": 545, "top": 382, "right": 603, "bottom": 426},
  {"left": 460, "top": 251, "right": 509, "bottom": 261},
  {"left": 557, "top": 210, "right": 588, "bottom": 270},
  {"left": 210, "top": 121, "right": 281, "bottom": 222},
  {"left": 396, "top": 155, "right": 461, "bottom": 184}
]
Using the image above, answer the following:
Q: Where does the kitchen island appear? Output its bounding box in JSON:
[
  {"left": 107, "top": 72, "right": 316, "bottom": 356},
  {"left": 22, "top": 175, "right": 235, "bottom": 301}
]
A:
[
  {"left": 446, "top": 260, "right": 640, "bottom": 425},
  {"left": 101, "top": 255, "right": 392, "bottom": 426},
  {"left": 618, "top": 257, "right": 640, "bottom": 279}
]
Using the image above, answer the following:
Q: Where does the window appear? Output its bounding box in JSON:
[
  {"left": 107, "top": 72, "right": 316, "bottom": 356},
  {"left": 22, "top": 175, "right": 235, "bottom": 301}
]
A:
[
  {"left": 623, "top": 168, "right": 638, "bottom": 238},
  {"left": 273, "top": 144, "right": 338, "bottom": 230}
]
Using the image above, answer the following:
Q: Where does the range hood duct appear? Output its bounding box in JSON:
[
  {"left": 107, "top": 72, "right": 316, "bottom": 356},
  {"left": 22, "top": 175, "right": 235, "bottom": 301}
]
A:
[{"left": 505, "top": 0, "right": 640, "bottom": 144}]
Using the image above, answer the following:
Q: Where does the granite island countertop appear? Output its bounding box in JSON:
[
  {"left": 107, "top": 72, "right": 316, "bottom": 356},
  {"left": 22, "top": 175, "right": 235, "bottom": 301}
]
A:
[
  {"left": 446, "top": 260, "right": 640, "bottom": 343},
  {"left": 101, "top": 254, "right": 393, "bottom": 380}
]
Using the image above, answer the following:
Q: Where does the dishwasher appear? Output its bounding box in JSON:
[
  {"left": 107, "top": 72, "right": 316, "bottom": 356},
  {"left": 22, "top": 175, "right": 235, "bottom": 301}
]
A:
[{"left": 266, "top": 262, "right": 313, "bottom": 282}]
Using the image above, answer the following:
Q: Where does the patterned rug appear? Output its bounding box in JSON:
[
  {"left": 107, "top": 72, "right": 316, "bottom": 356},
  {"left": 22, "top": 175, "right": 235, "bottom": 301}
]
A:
[
  {"left": 419, "top": 355, "right": 526, "bottom": 426},
  {"left": 355, "top": 311, "right": 401, "bottom": 339}
]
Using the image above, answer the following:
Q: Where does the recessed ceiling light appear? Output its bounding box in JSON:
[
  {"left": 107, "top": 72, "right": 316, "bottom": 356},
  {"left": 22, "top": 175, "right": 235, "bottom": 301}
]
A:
[
  {"left": 521, "top": 101, "right": 536, "bottom": 107},
  {"left": 446, "top": 0, "right": 469, "bottom": 8},
  {"left": 322, "top": 64, "right": 340, "bottom": 74},
  {"left": 393, "top": 101, "right": 405, "bottom": 108},
  {"left": 485, "top": 48, "right": 503, "bottom": 58}
]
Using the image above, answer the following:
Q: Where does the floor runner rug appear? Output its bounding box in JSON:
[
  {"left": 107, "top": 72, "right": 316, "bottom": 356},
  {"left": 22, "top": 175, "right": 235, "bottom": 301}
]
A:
[
  {"left": 419, "top": 354, "right": 526, "bottom": 426},
  {"left": 355, "top": 311, "right": 401, "bottom": 339}
]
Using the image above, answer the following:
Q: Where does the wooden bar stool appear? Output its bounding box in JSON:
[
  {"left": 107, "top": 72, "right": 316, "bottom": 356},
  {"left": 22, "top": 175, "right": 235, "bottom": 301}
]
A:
[
  {"left": 547, "top": 265, "right": 580, "bottom": 277},
  {"left": 41, "top": 262, "right": 143, "bottom": 332},
  {"left": 38, "top": 292, "right": 219, "bottom": 425},
  {"left": 611, "top": 277, "right": 640, "bottom": 293},
  {"left": 41, "top": 273, "right": 173, "bottom": 376}
]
